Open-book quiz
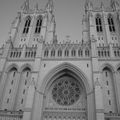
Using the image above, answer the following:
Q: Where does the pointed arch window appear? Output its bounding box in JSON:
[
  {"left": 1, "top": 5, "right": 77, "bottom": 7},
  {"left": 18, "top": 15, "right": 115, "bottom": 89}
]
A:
[
  {"left": 85, "top": 49, "right": 89, "bottom": 56},
  {"left": 2, "top": 67, "right": 18, "bottom": 110},
  {"left": 78, "top": 49, "right": 83, "bottom": 56},
  {"left": 71, "top": 49, "right": 76, "bottom": 57},
  {"left": 44, "top": 49, "right": 49, "bottom": 57},
  {"left": 108, "top": 15, "right": 115, "bottom": 32},
  {"left": 51, "top": 49, "right": 55, "bottom": 57},
  {"left": 102, "top": 67, "right": 117, "bottom": 113},
  {"left": 65, "top": 49, "right": 69, "bottom": 57},
  {"left": 58, "top": 49, "right": 62, "bottom": 57},
  {"left": 16, "top": 67, "right": 31, "bottom": 110},
  {"left": 35, "top": 16, "right": 43, "bottom": 34},
  {"left": 23, "top": 16, "right": 31, "bottom": 34},
  {"left": 95, "top": 14, "right": 103, "bottom": 32}
]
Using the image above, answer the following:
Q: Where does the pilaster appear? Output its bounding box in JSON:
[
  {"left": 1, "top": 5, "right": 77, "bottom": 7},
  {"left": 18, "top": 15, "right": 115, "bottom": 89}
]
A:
[
  {"left": 31, "top": 92, "right": 44, "bottom": 120},
  {"left": 91, "top": 38, "right": 105, "bottom": 120},
  {"left": 23, "top": 76, "right": 35, "bottom": 120},
  {"left": 0, "top": 72, "right": 7, "bottom": 109},
  {"left": 114, "top": 71, "right": 120, "bottom": 113}
]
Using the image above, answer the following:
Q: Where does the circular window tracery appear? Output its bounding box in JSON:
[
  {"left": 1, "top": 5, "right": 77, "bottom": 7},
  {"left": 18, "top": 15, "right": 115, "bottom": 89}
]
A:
[{"left": 52, "top": 76, "right": 81, "bottom": 106}]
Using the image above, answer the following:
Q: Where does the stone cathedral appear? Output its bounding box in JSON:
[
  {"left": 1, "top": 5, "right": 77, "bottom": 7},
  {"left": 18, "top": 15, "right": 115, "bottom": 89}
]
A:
[{"left": 0, "top": 0, "right": 120, "bottom": 120}]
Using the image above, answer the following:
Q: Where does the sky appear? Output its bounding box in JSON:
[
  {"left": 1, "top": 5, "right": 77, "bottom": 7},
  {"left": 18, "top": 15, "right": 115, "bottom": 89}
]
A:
[{"left": 0, "top": 0, "right": 120, "bottom": 46}]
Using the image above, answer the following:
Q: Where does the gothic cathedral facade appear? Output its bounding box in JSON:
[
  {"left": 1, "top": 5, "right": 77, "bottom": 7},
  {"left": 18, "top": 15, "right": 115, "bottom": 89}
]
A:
[{"left": 0, "top": 0, "right": 120, "bottom": 120}]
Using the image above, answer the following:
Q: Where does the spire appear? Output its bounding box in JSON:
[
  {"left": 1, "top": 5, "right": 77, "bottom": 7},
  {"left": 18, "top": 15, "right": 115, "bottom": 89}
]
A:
[
  {"left": 21, "top": 0, "right": 30, "bottom": 12},
  {"left": 45, "top": 0, "right": 54, "bottom": 13}
]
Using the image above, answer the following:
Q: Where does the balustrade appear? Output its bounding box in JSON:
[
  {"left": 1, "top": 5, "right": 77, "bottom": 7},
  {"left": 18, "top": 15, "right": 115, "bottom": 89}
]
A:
[{"left": 0, "top": 110, "right": 23, "bottom": 120}]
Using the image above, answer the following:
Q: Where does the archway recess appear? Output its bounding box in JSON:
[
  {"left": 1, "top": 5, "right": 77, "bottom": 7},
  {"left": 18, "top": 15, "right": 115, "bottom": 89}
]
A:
[
  {"left": 40, "top": 63, "right": 91, "bottom": 94},
  {"left": 40, "top": 63, "right": 93, "bottom": 120}
]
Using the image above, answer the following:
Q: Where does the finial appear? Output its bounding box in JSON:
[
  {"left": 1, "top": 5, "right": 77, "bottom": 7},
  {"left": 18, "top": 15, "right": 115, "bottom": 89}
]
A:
[{"left": 21, "top": 0, "right": 30, "bottom": 12}]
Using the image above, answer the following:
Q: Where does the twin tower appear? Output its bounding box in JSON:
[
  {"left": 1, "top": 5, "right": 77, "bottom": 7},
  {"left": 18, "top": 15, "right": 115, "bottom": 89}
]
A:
[{"left": 0, "top": 0, "right": 120, "bottom": 120}]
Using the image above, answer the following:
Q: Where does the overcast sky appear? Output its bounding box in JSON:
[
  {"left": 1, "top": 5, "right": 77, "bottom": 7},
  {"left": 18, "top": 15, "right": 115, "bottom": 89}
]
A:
[{"left": 0, "top": 0, "right": 119, "bottom": 46}]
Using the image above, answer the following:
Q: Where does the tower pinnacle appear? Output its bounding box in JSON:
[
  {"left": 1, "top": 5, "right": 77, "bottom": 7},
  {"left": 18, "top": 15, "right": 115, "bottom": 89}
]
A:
[
  {"left": 110, "top": 0, "right": 119, "bottom": 10},
  {"left": 21, "top": 0, "right": 30, "bottom": 12},
  {"left": 45, "top": 0, "right": 54, "bottom": 13},
  {"left": 85, "top": 0, "right": 93, "bottom": 12}
]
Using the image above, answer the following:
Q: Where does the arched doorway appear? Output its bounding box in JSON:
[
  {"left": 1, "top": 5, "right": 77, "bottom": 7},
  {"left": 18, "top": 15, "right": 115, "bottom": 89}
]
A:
[
  {"left": 32, "top": 63, "right": 95, "bottom": 120},
  {"left": 40, "top": 63, "right": 93, "bottom": 120}
]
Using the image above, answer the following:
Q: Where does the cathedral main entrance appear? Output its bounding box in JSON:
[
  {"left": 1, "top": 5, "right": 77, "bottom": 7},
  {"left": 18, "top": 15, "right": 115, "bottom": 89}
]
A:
[{"left": 42, "top": 69, "right": 87, "bottom": 120}]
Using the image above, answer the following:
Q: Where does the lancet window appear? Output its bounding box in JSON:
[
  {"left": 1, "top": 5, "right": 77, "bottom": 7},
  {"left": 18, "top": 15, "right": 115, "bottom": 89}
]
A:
[
  {"left": 71, "top": 49, "right": 76, "bottom": 57},
  {"left": 16, "top": 67, "right": 31, "bottom": 110},
  {"left": 51, "top": 49, "right": 55, "bottom": 57},
  {"left": 23, "top": 16, "right": 31, "bottom": 34},
  {"left": 58, "top": 49, "right": 62, "bottom": 57},
  {"left": 65, "top": 49, "right": 69, "bottom": 57},
  {"left": 102, "top": 67, "right": 117, "bottom": 113},
  {"left": 44, "top": 49, "right": 49, "bottom": 57},
  {"left": 2, "top": 67, "right": 18, "bottom": 110},
  {"left": 108, "top": 14, "right": 115, "bottom": 32},
  {"left": 95, "top": 14, "right": 103, "bottom": 32},
  {"left": 35, "top": 16, "right": 43, "bottom": 34}
]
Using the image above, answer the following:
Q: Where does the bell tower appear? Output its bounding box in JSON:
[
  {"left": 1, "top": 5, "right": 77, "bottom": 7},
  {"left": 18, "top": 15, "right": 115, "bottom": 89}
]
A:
[{"left": 9, "top": 0, "right": 56, "bottom": 48}]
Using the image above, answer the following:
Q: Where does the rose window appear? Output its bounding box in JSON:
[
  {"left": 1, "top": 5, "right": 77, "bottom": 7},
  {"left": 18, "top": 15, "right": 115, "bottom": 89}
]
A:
[{"left": 52, "top": 76, "right": 81, "bottom": 106}]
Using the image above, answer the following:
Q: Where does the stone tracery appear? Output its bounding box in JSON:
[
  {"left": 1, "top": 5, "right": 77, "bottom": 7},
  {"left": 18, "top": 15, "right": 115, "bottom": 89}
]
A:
[
  {"left": 42, "top": 69, "right": 88, "bottom": 120},
  {"left": 52, "top": 76, "right": 81, "bottom": 106}
]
